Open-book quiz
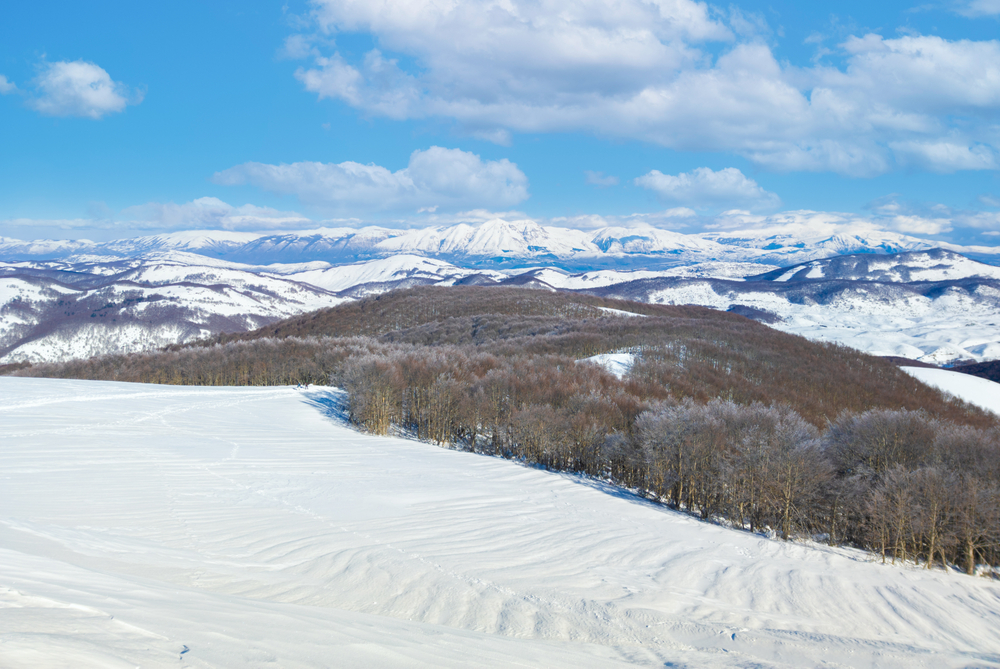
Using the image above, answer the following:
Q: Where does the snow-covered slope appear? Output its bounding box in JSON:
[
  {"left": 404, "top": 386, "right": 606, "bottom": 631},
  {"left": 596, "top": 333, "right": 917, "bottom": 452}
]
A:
[
  {"left": 588, "top": 251, "right": 1000, "bottom": 365},
  {"left": 4, "top": 248, "right": 1000, "bottom": 365},
  {"left": 579, "top": 352, "right": 636, "bottom": 378},
  {"left": 0, "top": 253, "right": 346, "bottom": 363},
  {"left": 3, "top": 377, "right": 1000, "bottom": 668},
  {"left": 274, "top": 254, "right": 507, "bottom": 295},
  {"left": 751, "top": 249, "right": 1000, "bottom": 283},
  {"left": 902, "top": 367, "right": 1000, "bottom": 415}
]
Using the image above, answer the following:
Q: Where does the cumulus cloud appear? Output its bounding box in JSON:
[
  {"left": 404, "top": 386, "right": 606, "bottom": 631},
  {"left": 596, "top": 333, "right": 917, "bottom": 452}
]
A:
[
  {"left": 213, "top": 146, "right": 529, "bottom": 211},
  {"left": 28, "top": 60, "right": 141, "bottom": 119},
  {"left": 0, "top": 75, "right": 16, "bottom": 94},
  {"left": 635, "top": 167, "right": 780, "bottom": 210},
  {"left": 864, "top": 196, "right": 1000, "bottom": 236},
  {"left": 291, "top": 1, "right": 1000, "bottom": 176},
  {"left": 888, "top": 140, "right": 997, "bottom": 172}
]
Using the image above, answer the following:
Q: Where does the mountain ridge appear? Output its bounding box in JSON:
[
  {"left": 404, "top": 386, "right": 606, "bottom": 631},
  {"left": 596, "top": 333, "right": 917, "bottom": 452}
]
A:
[{"left": 3, "top": 219, "right": 992, "bottom": 270}]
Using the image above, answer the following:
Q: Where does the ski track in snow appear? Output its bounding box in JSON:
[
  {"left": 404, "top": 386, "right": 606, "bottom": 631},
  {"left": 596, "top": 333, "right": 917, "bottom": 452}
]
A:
[{"left": 2, "top": 378, "right": 1000, "bottom": 668}]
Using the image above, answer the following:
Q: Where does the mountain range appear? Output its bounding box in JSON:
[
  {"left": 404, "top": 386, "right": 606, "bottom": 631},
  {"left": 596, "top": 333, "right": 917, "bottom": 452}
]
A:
[
  {"left": 3, "top": 218, "right": 993, "bottom": 269},
  {"left": 2, "top": 220, "right": 1000, "bottom": 367}
]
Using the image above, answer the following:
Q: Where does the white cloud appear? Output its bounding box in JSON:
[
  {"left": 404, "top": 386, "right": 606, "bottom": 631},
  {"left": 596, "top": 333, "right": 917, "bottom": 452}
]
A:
[
  {"left": 548, "top": 208, "right": 698, "bottom": 230},
  {"left": 703, "top": 208, "right": 953, "bottom": 238},
  {"left": 584, "top": 171, "right": 619, "bottom": 187},
  {"left": 28, "top": 60, "right": 141, "bottom": 119},
  {"left": 117, "top": 198, "right": 312, "bottom": 231},
  {"left": 635, "top": 167, "right": 780, "bottom": 210},
  {"left": 1, "top": 199, "right": 313, "bottom": 234},
  {"left": 887, "top": 140, "right": 997, "bottom": 172},
  {"left": 954, "top": 0, "right": 1000, "bottom": 16},
  {"left": 0, "top": 217, "right": 95, "bottom": 230},
  {"left": 0, "top": 75, "right": 16, "bottom": 94},
  {"left": 213, "top": 147, "right": 529, "bottom": 211},
  {"left": 293, "top": 1, "right": 1000, "bottom": 176},
  {"left": 280, "top": 34, "right": 319, "bottom": 60},
  {"left": 865, "top": 196, "right": 1000, "bottom": 236}
]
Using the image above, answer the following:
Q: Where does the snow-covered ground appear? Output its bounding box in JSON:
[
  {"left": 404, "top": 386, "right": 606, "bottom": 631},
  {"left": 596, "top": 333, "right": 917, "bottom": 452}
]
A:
[
  {"left": 580, "top": 352, "right": 636, "bottom": 378},
  {"left": 3, "top": 378, "right": 1000, "bottom": 668},
  {"left": 643, "top": 280, "right": 1000, "bottom": 364},
  {"left": 902, "top": 367, "right": 1000, "bottom": 416}
]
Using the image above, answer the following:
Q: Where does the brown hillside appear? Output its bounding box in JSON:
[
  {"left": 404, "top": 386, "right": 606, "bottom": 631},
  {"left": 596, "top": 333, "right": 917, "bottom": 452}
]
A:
[{"left": 14, "top": 285, "right": 994, "bottom": 429}]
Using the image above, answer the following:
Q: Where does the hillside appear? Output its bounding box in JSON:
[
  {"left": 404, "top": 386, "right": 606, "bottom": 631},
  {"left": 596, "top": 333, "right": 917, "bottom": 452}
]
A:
[
  {"left": 0, "top": 253, "right": 345, "bottom": 363},
  {"left": 16, "top": 286, "right": 992, "bottom": 430},
  {"left": 4, "top": 247, "right": 1000, "bottom": 365},
  {"left": 956, "top": 360, "right": 1000, "bottom": 384},
  {"left": 11, "top": 286, "right": 1000, "bottom": 585},
  {"left": 5, "top": 378, "right": 1000, "bottom": 667}
]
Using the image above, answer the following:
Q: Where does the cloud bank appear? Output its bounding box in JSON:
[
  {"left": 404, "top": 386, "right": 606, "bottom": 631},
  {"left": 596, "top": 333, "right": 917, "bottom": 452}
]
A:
[
  {"left": 214, "top": 146, "right": 529, "bottom": 211},
  {"left": 285, "top": 0, "right": 1000, "bottom": 177}
]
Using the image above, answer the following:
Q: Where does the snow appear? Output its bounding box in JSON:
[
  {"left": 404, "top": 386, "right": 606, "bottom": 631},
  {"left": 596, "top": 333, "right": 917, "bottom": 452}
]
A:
[
  {"left": 646, "top": 281, "right": 1000, "bottom": 365},
  {"left": 596, "top": 307, "right": 647, "bottom": 318},
  {"left": 0, "top": 222, "right": 980, "bottom": 268},
  {"left": 515, "top": 263, "right": 779, "bottom": 290},
  {"left": 4, "top": 377, "right": 1000, "bottom": 667},
  {"left": 579, "top": 352, "right": 636, "bottom": 378},
  {"left": 901, "top": 366, "right": 1000, "bottom": 415},
  {"left": 278, "top": 255, "right": 504, "bottom": 293}
]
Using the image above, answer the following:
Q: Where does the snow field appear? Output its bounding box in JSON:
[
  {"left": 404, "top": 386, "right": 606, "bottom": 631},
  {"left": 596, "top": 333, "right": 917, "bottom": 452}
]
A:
[
  {"left": 2, "top": 379, "right": 1000, "bottom": 667},
  {"left": 902, "top": 367, "right": 1000, "bottom": 416},
  {"left": 648, "top": 281, "right": 1000, "bottom": 364},
  {"left": 579, "top": 352, "right": 636, "bottom": 378}
]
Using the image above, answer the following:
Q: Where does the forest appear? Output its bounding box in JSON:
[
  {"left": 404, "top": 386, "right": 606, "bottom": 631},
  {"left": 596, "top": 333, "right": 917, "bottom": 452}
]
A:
[{"left": 10, "top": 286, "right": 1000, "bottom": 575}]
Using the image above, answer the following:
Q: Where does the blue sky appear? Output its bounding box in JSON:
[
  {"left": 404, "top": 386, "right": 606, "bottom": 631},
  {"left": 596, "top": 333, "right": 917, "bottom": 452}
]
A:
[{"left": 2, "top": 0, "right": 1000, "bottom": 244}]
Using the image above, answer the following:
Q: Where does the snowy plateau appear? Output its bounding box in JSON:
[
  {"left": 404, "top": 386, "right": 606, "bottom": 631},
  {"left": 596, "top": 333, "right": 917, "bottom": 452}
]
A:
[
  {"left": 4, "top": 377, "right": 1000, "bottom": 668},
  {"left": 2, "top": 219, "right": 1000, "bottom": 365}
]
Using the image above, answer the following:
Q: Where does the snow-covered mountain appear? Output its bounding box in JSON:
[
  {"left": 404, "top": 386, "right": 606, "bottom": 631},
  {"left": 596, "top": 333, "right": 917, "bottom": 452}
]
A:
[
  {"left": 3, "top": 219, "right": 991, "bottom": 270},
  {"left": 4, "top": 231, "right": 1000, "bottom": 365},
  {"left": 587, "top": 250, "right": 1000, "bottom": 365},
  {"left": 0, "top": 252, "right": 346, "bottom": 364},
  {"left": 749, "top": 248, "right": 1000, "bottom": 283}
]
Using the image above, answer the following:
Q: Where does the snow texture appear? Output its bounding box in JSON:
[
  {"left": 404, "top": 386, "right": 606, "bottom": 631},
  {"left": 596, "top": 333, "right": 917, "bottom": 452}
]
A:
[
  {"left": 3, "top": 377, "right": 1000, "bottom": 668},
  {"left": 902, "top": 366, "right": 1000, "bottom": 416},
  {"left": 579, "top": 352, "right": 637, "bottom": 378}
]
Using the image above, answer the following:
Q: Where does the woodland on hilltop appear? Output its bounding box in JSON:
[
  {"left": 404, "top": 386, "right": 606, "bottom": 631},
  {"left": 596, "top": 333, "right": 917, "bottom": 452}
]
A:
[{"left": 9, "top": 286, "right": 1000, "bottom": 574}]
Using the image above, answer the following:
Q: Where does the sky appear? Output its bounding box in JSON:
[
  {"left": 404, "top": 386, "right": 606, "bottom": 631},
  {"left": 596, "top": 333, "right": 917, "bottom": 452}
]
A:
[{"left": 2, "top": 0, "right": 1000, "bottom": 244}]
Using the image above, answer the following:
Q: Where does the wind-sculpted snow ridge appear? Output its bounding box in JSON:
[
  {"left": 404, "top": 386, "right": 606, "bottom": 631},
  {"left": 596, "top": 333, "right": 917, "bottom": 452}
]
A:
[{"left": 2, "top": 377, "right": 1000, "bottom": 668}]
